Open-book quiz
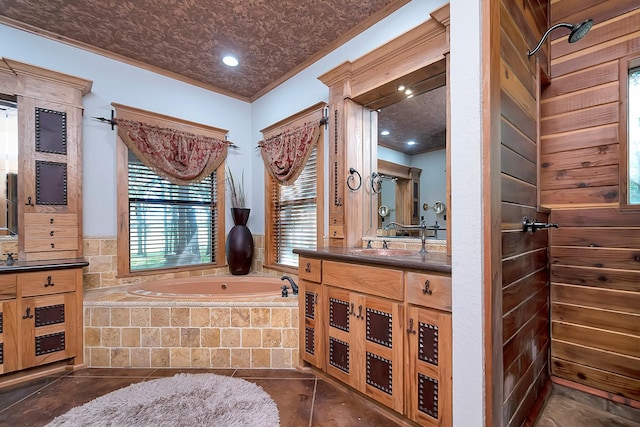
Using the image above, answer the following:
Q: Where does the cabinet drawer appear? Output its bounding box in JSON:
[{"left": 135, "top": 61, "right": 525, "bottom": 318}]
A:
[
  {"left": 323, "top": 260, "right": 403, "bottom": 301},
  {"left": 24, "top": 213, "right": 78, "bottom": 239},
  {"left": 0, "top": 275, "right": 17, "bottom": 300},
  {"left": 19, "top": 269, "right": 78, "bottom": 297},
  {"left": 406, "top": 272, "right": 451, "bottom": 311},
  {"left": 299, "top": 257, "right": 321, "bottom": 283},
  {"left": 23, "top": 238, "right": 78, "bottom": 252}
]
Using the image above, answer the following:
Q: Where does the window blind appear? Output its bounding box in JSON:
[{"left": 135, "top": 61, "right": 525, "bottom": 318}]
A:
[
  {"left": 128, "top": 151, "right": 217, "bottom": 271},
  {"left": 271, "top": 147, "right": 317, "bottom": 267}
]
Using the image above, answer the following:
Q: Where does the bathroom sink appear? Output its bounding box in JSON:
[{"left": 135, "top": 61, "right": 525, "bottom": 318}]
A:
[{"left": 348, "top": 248, "right": 416, "bottom": 257}]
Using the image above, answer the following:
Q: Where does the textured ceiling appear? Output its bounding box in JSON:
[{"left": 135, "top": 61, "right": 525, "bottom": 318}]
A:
[
  {"left": 0, "top": 0, "right": 404, "bottom": 100},
  {"left": 378, "top": 85, "right": 446, "bottom": 155},
  {"left": 0, "top": 0, "right": 444, "bottom": 156}
]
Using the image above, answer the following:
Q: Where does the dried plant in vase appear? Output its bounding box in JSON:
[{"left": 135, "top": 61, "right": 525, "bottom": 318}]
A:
[
  {"left": 225, "top": 167, "right": 253, "bottom": 275},
  {"left": 226, "top": 167, "right": 246, "bottom": 209}
]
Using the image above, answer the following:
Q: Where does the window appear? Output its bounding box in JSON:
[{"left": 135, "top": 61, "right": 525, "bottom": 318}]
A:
[
  {"left": 628, "top": 66, "right": 640, "bottom": 205},
  {"left": 127, "top": 151, "right": 219, "bottom": 271},
  {"left": 114, "top": 103, "right": 228, "bottom": 276},
  {"left": 267, "top": 146, "right": 320, "bottom": 269}
]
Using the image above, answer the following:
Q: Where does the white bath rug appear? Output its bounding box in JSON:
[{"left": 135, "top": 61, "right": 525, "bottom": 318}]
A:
[{"left": 46, "top": 373, "right": 280, "bottom": 427}]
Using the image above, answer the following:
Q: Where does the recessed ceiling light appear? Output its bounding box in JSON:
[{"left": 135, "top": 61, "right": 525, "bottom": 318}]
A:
[
  {"left": 407, "top": 94, "right": 414, "bottom": 99},
  {"left": 222, "top": 55, "right": 239, "bottom": 67},
  {"left": 380, "top": 130, "right": 390, "bottom": 136},
  {"left": 405, "top": 89, "right": 412, "bottom": 95},
  {"left": 397, "top": 85, "right": 405, "bottom": 91},
  {"left": 406, "top": 140, "right": 416, "bottom": 145}
]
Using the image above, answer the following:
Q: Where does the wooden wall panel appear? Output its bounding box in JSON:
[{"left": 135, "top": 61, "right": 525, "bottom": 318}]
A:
[
  {"left": 540, "top": 123, "right": 617, "bottom": 155},
  {"left": 499, "top": 1, "right": 550, "bottom": 424}
]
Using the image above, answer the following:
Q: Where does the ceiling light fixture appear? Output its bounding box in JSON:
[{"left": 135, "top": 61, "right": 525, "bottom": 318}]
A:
[
  {"left": 397, "top": 85, "right": 405, "bottom": 91},
  {"left": 380, "top": 130, "right": 390, "bottom": 136},
  {"left": 406, "top": 140, "right": 416, "bottom": 146},
  {"left": 222, "top": 55, "right": 239, "bottom": 67},
  {"left": 404, "top": 89, "right": 412, "bottom": 95}
]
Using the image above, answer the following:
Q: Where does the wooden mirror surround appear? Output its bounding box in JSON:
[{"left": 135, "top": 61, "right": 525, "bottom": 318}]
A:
[{"left": 318, "top": 4, "right": 450, "bottom": 253}]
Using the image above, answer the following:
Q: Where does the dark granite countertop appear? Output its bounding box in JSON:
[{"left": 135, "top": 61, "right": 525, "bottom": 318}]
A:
[
  {"left": 0, "top": 257, "right": 89, "bottom": 274},
  {"left": 293, "top": 247, "right": 451, "bottom": 274}
]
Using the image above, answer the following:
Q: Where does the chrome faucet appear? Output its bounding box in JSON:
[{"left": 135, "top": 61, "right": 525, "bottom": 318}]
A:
[{"left": 384, "top": 221, "right": 428, "bottom": 253}]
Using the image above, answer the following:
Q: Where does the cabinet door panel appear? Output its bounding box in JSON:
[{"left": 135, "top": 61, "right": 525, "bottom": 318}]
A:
[
  {"left": 325, "top": 286, "right": 358, "bottom": 386},
  {"left": 363, "top": 296, "right": 404, "bottom": 413},
  {"left": 406, "top": 306, "right": 452, "bottom": 426},
  {"left": 300, "top": 280, "right": 324, "bottom": 369},
  {"left": 0, "top": 300, "right": 18, "bottom": 374}
]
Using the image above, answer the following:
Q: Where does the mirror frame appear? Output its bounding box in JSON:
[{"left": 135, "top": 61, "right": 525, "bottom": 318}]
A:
[{"left": 318, "top": 4, "right": 450, "bottom": 254}]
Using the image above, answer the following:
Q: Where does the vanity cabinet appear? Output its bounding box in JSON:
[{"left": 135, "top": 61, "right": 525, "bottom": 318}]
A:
[
  {"left": 0, "top": 267, "right": 83, "bottom": 378},
  {"left": 296, "top": 254, "right": 452, "bottom": 426},
  {"left": 0, "top": 59, "right": 90, "bottom": 384}
]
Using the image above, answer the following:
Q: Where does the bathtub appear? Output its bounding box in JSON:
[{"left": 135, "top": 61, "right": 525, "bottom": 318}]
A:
[{"left": 128, "top": 275, "right": 287, "bottom": 300}]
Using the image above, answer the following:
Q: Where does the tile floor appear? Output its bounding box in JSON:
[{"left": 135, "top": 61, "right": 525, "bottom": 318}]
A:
[
  {"left": 1, "top": 368, "right": 639, "bottom": 426},
  {"left": 0, "top": 368, "right": 403, "bottom": 426}
]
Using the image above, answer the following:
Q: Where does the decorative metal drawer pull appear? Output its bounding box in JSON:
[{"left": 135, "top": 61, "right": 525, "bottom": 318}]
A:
[
  {"left": 423, "top": 279, "right": 433, "bottom": 295},
  {"left": 305, "top": 262, "right": 311, "bottom": 273},
  {"left": 50, "top": 230, "right": 54, "bottom": 236},
  {"left": 44, "top": 276, "right": 55, "bottom": 287},
  {"left": 25, "top": 196, "right": 34, "bottom": 206},
  {"left": 50, "top": 218, "right": 54, "bottom": 224},
  {"left": 356, "top": 304, "right": 363, "bottom": 319},
  {"left": 22, "top": 307, "right": 34, "bottom": 319}
]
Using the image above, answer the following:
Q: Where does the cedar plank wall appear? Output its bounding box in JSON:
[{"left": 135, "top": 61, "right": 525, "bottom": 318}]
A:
[
  {"left": 500, "top": 1, "right": 551, "bottom": 426},
  {"left": 541, "top": 1, "right": 640, "bottom": 402}
]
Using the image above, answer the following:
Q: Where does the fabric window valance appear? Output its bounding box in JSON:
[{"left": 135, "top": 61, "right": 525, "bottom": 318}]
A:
[
  {"left": 115, "top": 118, "right": 232, "bottom": 185},
  {"left": 258, "top": 122, "right": 321, "bottom": 186}
]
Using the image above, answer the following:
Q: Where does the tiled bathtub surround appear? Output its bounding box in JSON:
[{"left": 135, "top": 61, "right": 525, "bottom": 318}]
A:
[
  {"left": 84, "top": 288, "right": 299, "bottom": 369},
  {"left": 82, "top": 236, "right": 299, "bottom": 369}
]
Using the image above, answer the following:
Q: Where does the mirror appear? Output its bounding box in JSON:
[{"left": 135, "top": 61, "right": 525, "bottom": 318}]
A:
[
  {"left": 354, "top": 59, "right": 448, "bottom": 241},
  {"left": 0, "top": 96, "right": 18, "bottom": 237}
]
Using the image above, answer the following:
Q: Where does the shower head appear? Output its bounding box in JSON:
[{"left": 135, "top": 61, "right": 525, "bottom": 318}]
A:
[
  {"left": 527, "top": 19, "right": 593, "bottom": 58},
  {"left": 568, "top": 19, "right": 593, "bottom": 43}
]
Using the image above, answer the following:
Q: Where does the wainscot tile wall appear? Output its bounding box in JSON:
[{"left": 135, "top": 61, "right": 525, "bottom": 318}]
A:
[{"left": 83, "top": 299, "right": 299, "bottom": 369}]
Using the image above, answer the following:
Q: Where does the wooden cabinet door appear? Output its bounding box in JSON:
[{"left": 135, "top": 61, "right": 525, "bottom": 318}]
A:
[
  {"left": 0, "top": 300, "right": 18, "bottom": 374},
  {"left": 19, "top": 293, "right": 77, "bottom": 369},
  {"left": 406, "top": 306, "right": 452, "bottom": 426},
  {"left": 361, "top": 295, "right": 404, "bottom": 413},
  {"left": 325, "top": 286, "right": 360, "bottom": 388},
  {"left": 300, "top": 280, "right": 324, "bottom": 369}
]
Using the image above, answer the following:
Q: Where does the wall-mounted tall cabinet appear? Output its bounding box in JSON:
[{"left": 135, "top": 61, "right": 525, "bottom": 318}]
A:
[
  {"left": 0, "top": 58, "right": 91, "bottom": 383},
  {"left": 0, "top": 59, "right": 91, "bottom": 262}
]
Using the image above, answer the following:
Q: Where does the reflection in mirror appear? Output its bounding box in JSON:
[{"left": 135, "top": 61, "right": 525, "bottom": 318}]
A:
[
  {"left": 376, "top": 84, "right": 447, "bottom": 240},
  {"left": 0, "top": 96, "right": 18, "bottom": 236}
]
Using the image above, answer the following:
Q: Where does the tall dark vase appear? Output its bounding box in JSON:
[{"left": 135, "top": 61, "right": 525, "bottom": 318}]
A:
[{"left": 226, "top": 208, "right": 254, "bottom": 275}]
